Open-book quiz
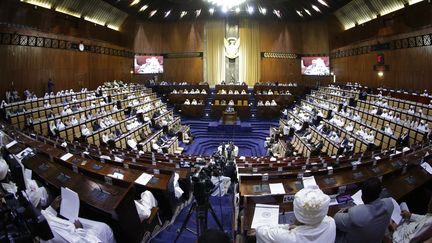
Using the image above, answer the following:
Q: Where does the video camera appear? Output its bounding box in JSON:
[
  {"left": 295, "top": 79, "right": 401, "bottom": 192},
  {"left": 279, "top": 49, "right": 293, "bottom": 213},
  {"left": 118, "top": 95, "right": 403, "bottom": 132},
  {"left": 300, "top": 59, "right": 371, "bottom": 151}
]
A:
[{"left": 0, "top": 190, "right": 53, "bottom": 242}]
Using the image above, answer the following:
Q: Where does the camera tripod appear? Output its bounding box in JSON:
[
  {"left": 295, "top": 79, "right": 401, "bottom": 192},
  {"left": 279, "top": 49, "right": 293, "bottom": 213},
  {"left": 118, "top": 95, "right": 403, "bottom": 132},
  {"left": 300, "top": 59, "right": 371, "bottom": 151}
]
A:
[{"left": 173, "top": 197, "right": 223, "bottom": 242}]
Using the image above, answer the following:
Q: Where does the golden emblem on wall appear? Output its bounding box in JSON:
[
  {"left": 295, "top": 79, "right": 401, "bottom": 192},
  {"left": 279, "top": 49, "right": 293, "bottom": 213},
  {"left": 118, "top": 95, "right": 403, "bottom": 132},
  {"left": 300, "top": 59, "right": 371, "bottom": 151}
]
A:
[{"left": 224, "top": 37, "right": 240, "bottom": 59}]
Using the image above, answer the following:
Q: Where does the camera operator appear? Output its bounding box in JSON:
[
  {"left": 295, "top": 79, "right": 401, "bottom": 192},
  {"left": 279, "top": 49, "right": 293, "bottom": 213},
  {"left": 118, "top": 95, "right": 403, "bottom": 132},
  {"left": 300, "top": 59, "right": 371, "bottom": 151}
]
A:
[{"left": 207, "top": 164, "right": 231, "bottom": 197}]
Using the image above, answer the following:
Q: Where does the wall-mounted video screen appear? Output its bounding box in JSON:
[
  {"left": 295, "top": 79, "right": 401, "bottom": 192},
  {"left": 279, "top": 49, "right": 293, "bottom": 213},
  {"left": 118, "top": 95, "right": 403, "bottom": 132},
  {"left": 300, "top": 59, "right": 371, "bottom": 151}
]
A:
[
  {"left": 301, "top": 56, "right": 330, "bottom": 76},
  {"left": 134, "top": 55, "right": 164, "bottom": 74}
]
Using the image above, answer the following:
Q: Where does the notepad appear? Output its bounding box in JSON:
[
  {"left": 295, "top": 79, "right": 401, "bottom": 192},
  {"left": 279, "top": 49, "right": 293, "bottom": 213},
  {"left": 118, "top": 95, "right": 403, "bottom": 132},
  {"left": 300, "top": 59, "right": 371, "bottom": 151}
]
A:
[
  {"left": 302, "top": 176, "right": 318, "bottom": 189},
  {"left": 420, "top": 162, "right": 432, "bottom": 174},
  {"left": 5, "top": 140, "right": 17, "bottom": 149},
  {"left": 134, "top": 172, "right": 153, "bottom": 186},
  {"left": 269, "top": 183, "right": 285, "bottom": 194},
  {"left": 60, "top": 153, "right": 73, "bottom": 161},
  {"left": 251, "top": 204, "right": 279, "bottom": 229},
  {"left": 108, "top": 172, "right": 124, "bottom": 180},
  {"left": 352, "top": 190, "right": 364, "bottom": 205},
  {"left": 60, "top": 187, "right": 80, "bottom": 221}
]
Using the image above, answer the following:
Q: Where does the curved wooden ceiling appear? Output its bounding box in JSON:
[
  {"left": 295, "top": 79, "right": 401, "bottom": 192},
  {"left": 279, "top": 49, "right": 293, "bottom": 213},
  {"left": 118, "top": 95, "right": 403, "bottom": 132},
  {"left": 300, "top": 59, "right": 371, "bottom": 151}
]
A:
[{"left": 102, "top": 0, "right": 351, "bottom": 21}]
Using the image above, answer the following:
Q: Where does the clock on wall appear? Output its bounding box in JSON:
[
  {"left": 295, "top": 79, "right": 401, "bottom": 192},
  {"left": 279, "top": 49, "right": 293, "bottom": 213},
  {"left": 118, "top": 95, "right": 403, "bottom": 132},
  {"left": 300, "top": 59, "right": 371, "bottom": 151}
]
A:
[{"left": 79, "top": 43, "right": 85, "bottom": 52}]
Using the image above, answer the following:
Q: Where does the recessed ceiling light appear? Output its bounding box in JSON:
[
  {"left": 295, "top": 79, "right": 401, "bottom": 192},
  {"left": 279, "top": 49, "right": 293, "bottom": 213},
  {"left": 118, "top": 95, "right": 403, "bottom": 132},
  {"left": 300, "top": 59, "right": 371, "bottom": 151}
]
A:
[
  {"left": 259, "top": 7, "right": 267, "bottom": 15},
  {"left": 318, "top": 0, "right": 329, "bottom": 7},
  {"left": 180, "top": 11, "right": 187, "bottom": 18},
  {"left": 247, "top": 6, "right": 254, "bottom": 14},
  {"left": 130, "top": 0, "right": 140, "bottom": 6},
  {"left": 209, "top": 8, "right": 215, "bottom": 15},
  {"left": 304, "top": 9, "right": 311, "bottom": 15},
  {"left": 273, "top": 9, "right": 281, "bottom": 18},
  {"left": 221, "top": 6, "right": 228, "bottom": 13},
  {"left": 312, "top": 5, "right": 320, "bottom": 12},
  {"left": 149, "top": 10, "right": 157, "bottom": 18},
  {"left": 164, "top": 10, "right": 171, "bottom": 18},
  {"left": 139, "top": 5, "right": 148, "bottom": 11},
  {"left": 235, "top": 7, "right": 240, "bottom": 13},
  {"left": 195, "top": 9, "right": 201, "bottom": 17},
  {"left": 296, "top": 10, "right": 303, "bottom": 17}
]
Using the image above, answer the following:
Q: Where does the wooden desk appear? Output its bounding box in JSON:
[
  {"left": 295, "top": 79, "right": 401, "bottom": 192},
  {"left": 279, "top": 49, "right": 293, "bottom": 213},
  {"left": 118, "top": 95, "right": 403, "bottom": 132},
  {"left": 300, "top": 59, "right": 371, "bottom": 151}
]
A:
[
  {"left": 239, "top": 147, "right": 432, "bottom": 242},
  {"left": 223, "top": 111, "right": 237, "bottom": 125}
]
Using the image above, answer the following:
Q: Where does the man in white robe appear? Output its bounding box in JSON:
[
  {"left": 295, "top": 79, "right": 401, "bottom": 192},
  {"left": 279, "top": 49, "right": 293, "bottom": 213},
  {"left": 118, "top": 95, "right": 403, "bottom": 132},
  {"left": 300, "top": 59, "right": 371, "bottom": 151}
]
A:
[
  {"left": 41, "top": 197, "right": 115, "bottom": 243},
  {"left": 256, "top": 186, "right": 336, "bottom": 243},
  {"left": 390, "top": 198, "right": 432, "bottom": 243},
  {"left": 134, "top": 191, "right": 158, "bottom": 222}
]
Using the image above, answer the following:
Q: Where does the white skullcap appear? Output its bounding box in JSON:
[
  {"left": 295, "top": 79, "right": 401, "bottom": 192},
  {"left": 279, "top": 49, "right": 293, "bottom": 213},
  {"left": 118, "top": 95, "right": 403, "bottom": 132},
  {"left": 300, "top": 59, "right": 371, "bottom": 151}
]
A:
[
  {"left": 293, "top": 186, "right": 330, "bottom": 225},
  {"left": 0, "top": 158, "right": 9, "bottom": 180}
]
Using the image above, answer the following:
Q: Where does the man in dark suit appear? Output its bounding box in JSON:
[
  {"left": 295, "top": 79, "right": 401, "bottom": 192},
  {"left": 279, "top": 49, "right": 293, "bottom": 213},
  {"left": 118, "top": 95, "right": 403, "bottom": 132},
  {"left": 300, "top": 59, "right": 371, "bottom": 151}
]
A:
[
  {"left": 334, "top": 177, "right": 393, "bottom": 243},
  {"left": 397, "top": 131, "right": 410, "bottom": 147},
  {"left": 311, "top": 140, "right": 324, "bottom": 156}
]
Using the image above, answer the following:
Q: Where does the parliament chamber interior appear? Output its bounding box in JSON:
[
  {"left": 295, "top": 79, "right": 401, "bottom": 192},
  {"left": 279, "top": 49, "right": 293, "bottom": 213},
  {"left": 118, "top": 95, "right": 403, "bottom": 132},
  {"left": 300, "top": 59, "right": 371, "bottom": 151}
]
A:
[{"left": 0, "top": 0, "right": 432, "bottom": 242}]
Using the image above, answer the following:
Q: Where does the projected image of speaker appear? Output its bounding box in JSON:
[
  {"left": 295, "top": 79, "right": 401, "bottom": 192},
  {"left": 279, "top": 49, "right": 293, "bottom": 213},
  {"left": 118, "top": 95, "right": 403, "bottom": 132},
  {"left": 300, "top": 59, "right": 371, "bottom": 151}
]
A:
[
  {"left": 134, "top": 55, "right": 164, "bottom": 74},
  {"left": 301, "top": 56, "right": 330, "bottom": 76}
]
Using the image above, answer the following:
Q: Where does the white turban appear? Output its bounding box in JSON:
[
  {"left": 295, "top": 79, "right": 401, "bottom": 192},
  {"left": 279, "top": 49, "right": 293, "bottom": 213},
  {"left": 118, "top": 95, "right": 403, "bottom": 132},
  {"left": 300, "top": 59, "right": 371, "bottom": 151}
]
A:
[
  {"left": 293, "top": 186, "right": 330, "bottom": 225},
  {"left": 0, "top": 158, "right": 8, "bottom": 180}
]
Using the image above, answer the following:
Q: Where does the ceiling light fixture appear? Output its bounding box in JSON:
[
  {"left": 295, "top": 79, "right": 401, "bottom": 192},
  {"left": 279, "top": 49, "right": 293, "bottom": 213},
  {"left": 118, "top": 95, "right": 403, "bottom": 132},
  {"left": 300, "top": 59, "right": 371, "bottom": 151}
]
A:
[
  {"left": 209, "top": 8, "right": 215, "bottom": 15},
  {"left": 164, "top": 10, "right": 171, "bottom": 18},
  {"left": 195, "top": 9, "right": 202, "bottom": 17},
  {"left": 130, "top": 0, "right": 140, "bottom": 6},
  {"left": 139, "top": 5, "right": 148, "bottom": 11},
  {"left": 149, "top": 10, "right": 157, "bottom": 18},
  {"left": 296, "top": 10, "right": 303, "bottom": 17},
  {"left": 180, "top": 11, "right": 187, "bottom": 18},
  {"left": 221, "top": 6, "right": 228, "bottom": 13},
  {"left": 247, "top": 6, "right": 254, "bottom": 14},
  {"left": 235, "top": 7, "right": 241, "bottom": 13},
  {"left": 312, "top": 5, "right": 320, "bottom": 12},
  {"left": 304, "top": 9, "right": 311, "bottom": 15},
  {"left": 205, "top": 0, "right": 247, "bottom": 10},
  {"left": 273, "top": 9, "right": 281, "bottom": 18},
  {"left": 318, "top": 0, "right": 328, "bottom": 7},
  {"left": 259, "top": 7, "right": 267, "bottom": 15}
]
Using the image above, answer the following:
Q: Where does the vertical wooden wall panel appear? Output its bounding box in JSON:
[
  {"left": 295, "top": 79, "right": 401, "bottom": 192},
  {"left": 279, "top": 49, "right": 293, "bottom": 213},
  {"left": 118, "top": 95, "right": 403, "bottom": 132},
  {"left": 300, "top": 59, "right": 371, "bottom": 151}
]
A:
[{"left": 0, "top": 44, "right": 132, "bottom": 96}]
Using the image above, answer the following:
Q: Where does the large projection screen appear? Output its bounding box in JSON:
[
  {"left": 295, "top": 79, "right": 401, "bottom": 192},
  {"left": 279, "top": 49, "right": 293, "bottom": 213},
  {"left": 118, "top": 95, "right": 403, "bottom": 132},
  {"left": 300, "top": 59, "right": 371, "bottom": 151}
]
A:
[
  {"left": 134, "top": 55, "right": 164, "bottom": 74},
  {"left": 301, "top": 56, "right": 330, "bottom": 76}
]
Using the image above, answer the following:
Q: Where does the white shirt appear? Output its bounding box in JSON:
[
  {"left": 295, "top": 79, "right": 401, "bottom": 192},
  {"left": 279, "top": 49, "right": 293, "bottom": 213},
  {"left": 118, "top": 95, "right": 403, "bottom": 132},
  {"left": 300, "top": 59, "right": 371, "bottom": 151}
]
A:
[
  {"left": 256, "top": 216, "right": 336, "bottom": 243},
  {"left": 81, "top": 127, "right": 91, "bottom": 137},
  {"left": 127, "top": 138, "right": 137, "bottom": 150}
]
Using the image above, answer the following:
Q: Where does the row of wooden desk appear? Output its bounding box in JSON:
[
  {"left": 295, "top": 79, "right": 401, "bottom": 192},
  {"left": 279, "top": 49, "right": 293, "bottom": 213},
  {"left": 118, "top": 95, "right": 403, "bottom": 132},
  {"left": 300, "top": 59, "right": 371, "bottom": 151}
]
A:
[
  {"left": 239, "top": 145, "right": 432, "bottom": 241},
  {"left": 3, "top": 128, "right": 192, "bottom": 243}
]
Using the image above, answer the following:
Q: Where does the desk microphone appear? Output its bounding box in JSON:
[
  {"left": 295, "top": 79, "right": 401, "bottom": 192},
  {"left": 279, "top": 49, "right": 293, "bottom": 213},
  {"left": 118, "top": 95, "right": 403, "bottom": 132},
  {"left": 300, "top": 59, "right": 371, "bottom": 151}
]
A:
[{"left": 92, "top": 180, "right": 112, "bottom": 196}]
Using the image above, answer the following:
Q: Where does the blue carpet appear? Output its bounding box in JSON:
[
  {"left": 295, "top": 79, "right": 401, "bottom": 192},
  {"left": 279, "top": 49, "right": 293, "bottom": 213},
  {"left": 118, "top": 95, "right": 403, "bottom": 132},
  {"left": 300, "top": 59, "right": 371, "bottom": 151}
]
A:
[
  {"left": 180, "top": 118, "right": 279, "bottom": 157},
  {"left": 150, "top": 195, "right": 234, "bottom": 243}
]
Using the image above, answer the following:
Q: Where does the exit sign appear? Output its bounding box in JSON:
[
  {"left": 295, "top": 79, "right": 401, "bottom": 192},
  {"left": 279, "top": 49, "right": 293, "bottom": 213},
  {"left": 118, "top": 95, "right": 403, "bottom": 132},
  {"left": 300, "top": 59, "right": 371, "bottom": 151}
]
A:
[{"left": 377, "top": 54, "right": 385, "bottom": 64}]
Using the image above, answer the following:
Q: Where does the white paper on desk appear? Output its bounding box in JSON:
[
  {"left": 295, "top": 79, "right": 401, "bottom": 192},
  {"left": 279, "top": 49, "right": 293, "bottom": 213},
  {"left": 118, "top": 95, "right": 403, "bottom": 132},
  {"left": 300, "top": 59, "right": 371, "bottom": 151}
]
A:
[
  {"left": 391, "top": 198, "right": 403, "bottom": 225},
  {"left": 134, "top": 172, "right": 153, "bottom": 186},
  {"left": 352, "top": 190, "right": 364, "bottom": 205},
  {"left": 269, "top": 183, "right": 285, "bottom": 194},
  {"left": 5, "top": 140, "right": 17, "bottom": 149},
  {"left": 60, "top": 153, "right": 73, "bottom": 161},
  {"left": 302, "top": 176, "right": 318, "bottom": 189},
  {"left": 420, "top": 162, "right": 432, "bottom": 174},
  {"left": 60, "top": 187, "right": 80, "bottom": 221},
  {"left": 108, "top": 172, "right": 124, "bottom": 180},
  {"left": 251, "top": 204, "right": 280, "bottom": 229}
]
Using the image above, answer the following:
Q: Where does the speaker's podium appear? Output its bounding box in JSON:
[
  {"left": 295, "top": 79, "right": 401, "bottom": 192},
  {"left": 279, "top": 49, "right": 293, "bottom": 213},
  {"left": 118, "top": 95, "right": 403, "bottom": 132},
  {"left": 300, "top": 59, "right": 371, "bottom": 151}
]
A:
[{"left": 222, "top": 106, "right": 237, "bottom": 125}]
